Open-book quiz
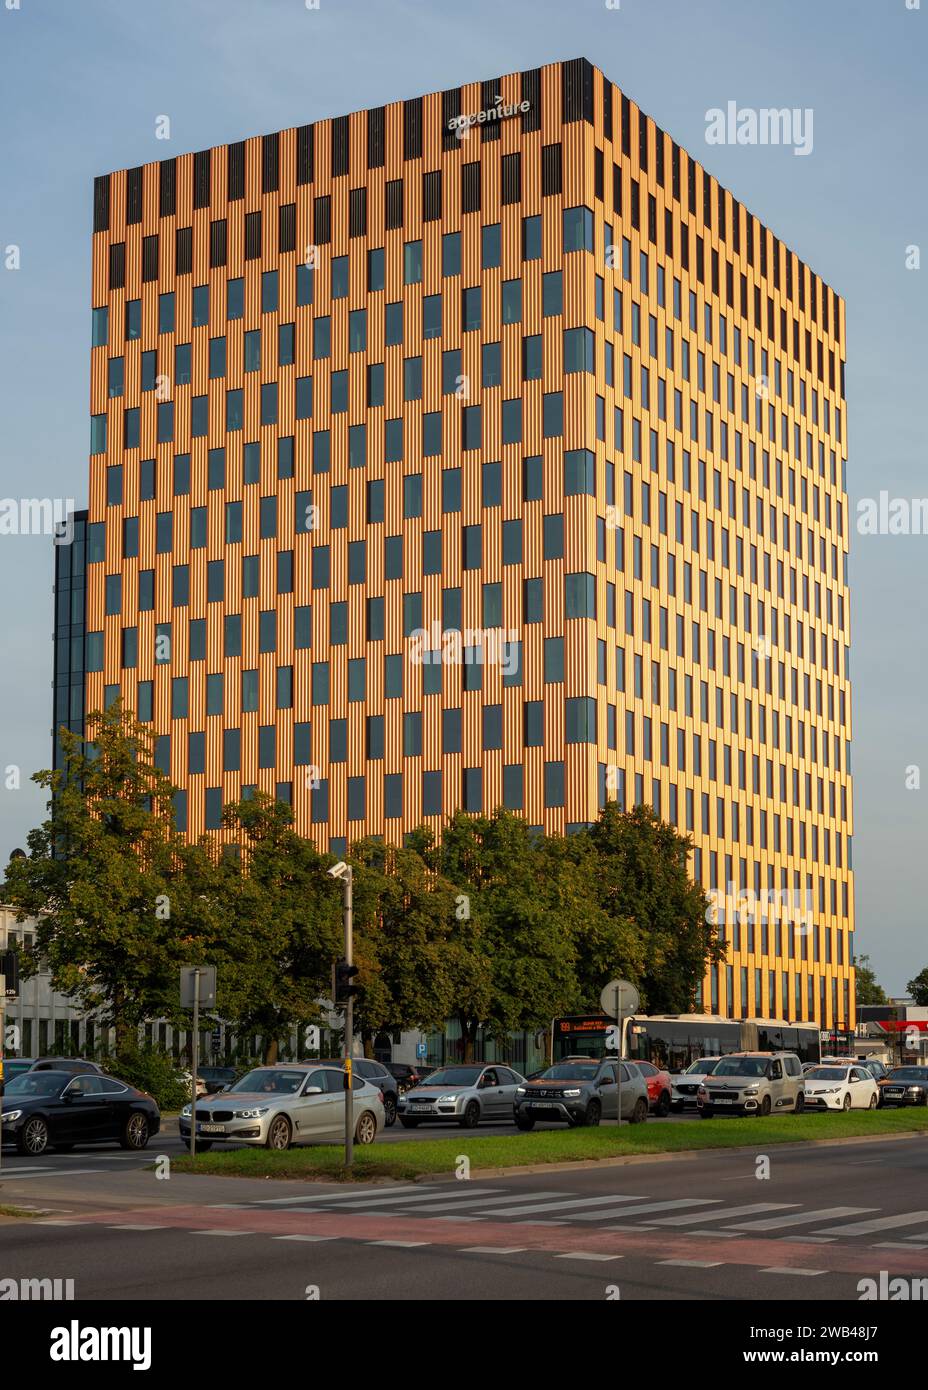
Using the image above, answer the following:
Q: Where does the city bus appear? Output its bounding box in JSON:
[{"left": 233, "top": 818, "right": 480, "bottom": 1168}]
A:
[{"left": 551, "top": 1014, "right": 821, "bottom": 1069}]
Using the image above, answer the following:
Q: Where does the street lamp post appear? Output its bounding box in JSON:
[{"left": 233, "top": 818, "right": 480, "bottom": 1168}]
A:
[{"left": 328, "top": 862, "right": 354, "bottom": 1167}]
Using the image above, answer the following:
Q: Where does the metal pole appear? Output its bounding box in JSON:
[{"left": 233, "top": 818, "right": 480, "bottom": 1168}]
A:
[
  {"left": 0, "top": 982, "right": 5, "bottom": 1184},
  {"left": 190, "top": 969, "right": 200, "bottom": 1158},
  {"left": 614, "top": 986, "right": 622, "bottom": 1127},
  {"left": 343, "top": 870, "right": 354, "bottom": 1168}
]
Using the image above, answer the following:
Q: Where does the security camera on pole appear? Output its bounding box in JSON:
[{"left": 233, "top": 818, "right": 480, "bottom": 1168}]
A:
[
  {"left": 600, "top": 979, "right": 640, "bottom": 1126},
  {"left": 328, "top": 861, "right": 359, "bottom": 1167}
]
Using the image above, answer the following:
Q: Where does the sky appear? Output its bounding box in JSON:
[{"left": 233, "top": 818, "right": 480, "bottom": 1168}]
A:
[{"left": 0, "top": 0, "right": 925, "bottom": 994}]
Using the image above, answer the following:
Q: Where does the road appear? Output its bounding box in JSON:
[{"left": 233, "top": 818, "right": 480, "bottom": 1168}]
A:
[{"left": 1, "top": 1133, "right": 927, "bottom": 1300}]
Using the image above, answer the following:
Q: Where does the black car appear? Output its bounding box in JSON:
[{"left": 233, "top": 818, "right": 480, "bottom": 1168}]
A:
[
  {"left": 310, "top": 1057, "right": 399, "bottom": 1126},
  {"left": 878, "top": 1066, "right": 928, "bottom": 1108},
  {"left": 384, "top": 1062, "right": 426, "bottom": 1093},
  {"left": 29, "top": 1057, "right": 104, "bottom": 1074},
  {"left": 198, "top": 1066, "right": 238, "bottom": 1094},
  {"left": 1, "top": 1069, "right": 160, "bottom": 1156}
]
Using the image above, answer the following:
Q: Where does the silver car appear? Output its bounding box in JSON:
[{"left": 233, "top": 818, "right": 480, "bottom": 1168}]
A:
[
  {"left": 397, "top": 1064, "right": 525, "bottom": 1128},
  {"left": 178, "top": 1064, "right": 384, "bottom": 1150}
]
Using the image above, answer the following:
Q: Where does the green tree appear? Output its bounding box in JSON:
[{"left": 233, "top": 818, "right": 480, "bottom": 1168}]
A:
[
  {"left": 199, "top": 794, "right": 343, "bottom": 1063},
  {"left": 854, "top": 954, "right": 888, "bottom": 1006},
  {"left": 431, "top": 810, "right": 580, "bottom": 1060},
  {"left": 906, "top": 967, "right": 928, "bottom": 1007},
  {"left": 580, "top": 802, "right": 720, "bottom": 1014},
  {"left": 2, "top": 704, "right": 197, "bottom": 1050},
  {"left": 347, "top": 835, "right": 458, "bottom": 1055}
]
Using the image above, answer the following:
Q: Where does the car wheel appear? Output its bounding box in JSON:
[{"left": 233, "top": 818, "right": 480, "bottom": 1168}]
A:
[
  {"left": 794, "top": 1092, "right": 805, "bottom": 1113},
  {"left": 120, "top": 1112, "right": 151, "bottom": 1151},
  {"left": 459, "top": 1100, "right": 481, "bottom": 1129},
  {"left": 630, "top": 1096, "right": 648, "bottom": 1124},
  {"left": 842, "top": 1092, "right": 852, "bottom": 1112},
  {"left": 700, "top": 1107, "right": 715, "bottom": 1119},
  {"left": 265, "top": 1115, "right": 292, "bottom": 1150},
  {"left": 383, "top": 1095, "right": 397, "bottom": 1127},
  {"left": 759, "top": 1096, "right": 771, "bottom": 1117},
  {"left": 868, "top": 1093, "right": 878, "bottom": 1110},
  {"left": 355, "top": 1111, "right": 377, "bottom": 1145},
  {"left": 515, "top": 1114, "right": 535, "bottom": 1131},
  {"left": 656, "top": 1090, "right": 671, "bottom": 1117},
  {"left": 582, "top": 1100, "right": 602, "bottom": 1127},
  {"left": 399, "top": 1117, "right": 420, "bottom": 1129},
  {"left": 17, "top": 1116, "right": 50, "bottom": 1156}
]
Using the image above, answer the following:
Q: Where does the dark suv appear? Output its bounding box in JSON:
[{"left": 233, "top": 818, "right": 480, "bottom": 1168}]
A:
[
  {"left": 313, "top": 1057, "right": 399, "bottom": 1126},
  {"left": 514, "top": 1057, "right": 649, "bottom": 1128}
]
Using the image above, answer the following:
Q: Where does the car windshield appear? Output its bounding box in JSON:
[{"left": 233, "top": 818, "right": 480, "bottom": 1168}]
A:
[
  {"left": 888, "top": 1068, "right": 928, "bottom": 1081},
  {"left": 540, "top": 1064, "right": 599, "bottom": 1081},
  {"left": 4, "top": 1072, "right": 65, "bottom": 1097},
  {"left": 232, "top": 1069, "right": 306, "bottom": 1095},
  {"left": 713, "top": 1057, "right": 768, "bottom": 1078},
  {"left": 417, "top": 1067, "right": 483, "bottom": 1086},
  {"left": 804, "top": 1067, "right": 847, "bottom": 1081},
  {"left": 684, "top": 1058, "right": 719, "bottom": 1075}
]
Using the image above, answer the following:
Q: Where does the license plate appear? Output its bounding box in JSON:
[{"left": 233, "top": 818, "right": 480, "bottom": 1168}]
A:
[
  {"left": 885, "top": 1090, "right": 902, "bottom": 1096},
  {"left": 531, "top": 1102, "right": 558, "bottom": 1108},
  {"left": 200, "top": 1123, "right": 226, "bottom": 1133},
  {"left": 714, "top": 1098, "right": 734, "bottom": 1105},
  {"left": 408, "top": 1105, "right": 432, "bottom": 1113}
]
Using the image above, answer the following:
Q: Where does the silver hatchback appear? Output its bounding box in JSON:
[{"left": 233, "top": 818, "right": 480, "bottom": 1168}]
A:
[
  {"left": 178, "top": 1064, "right": 384, "bottom": 1150},
  {"left": 397, "top": 1064, "right": 525, "bottom": 1128}
]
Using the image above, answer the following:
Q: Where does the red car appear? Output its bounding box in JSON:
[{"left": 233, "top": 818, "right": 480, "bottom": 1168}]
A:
[{"left": 634, "top": 1061, "right": 673, "bottom": 1116}]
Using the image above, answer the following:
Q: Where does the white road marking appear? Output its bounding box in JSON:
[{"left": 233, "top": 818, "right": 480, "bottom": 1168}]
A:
[
  {"left": 462, "top": 1246, "right": 527, "bottom": 1254},
  {"left": 573, "top": 1198, "right": 721, "bottom": 1222},
  {"left": 335, "top": 1187, "right": 508, "bottom": 1209},
  {"left": 251, "top": 1186, "right": 424, "bottom": 1205},
  {"left": 659, "top": 1259, "right": 724, "bottom": 1268},
  {"left": 109, "top": 1224, "right": 163, "bottom": 1231},
  {"left": 554, "top": 1252, "right": 622, "bottom": 1262},
  {"left": 724, "top": 1206, "right": 875, "bottom": 1232},
  {"left": 761, "top": 1267, "right": 826, "bottom": 1277},
  {"left": 273, "top": 1234, "right": 339, "bottom": 1242},
  {"left": 367, "top": 1239, "right": 430, "bottom": 1247},
  {"left": 653, "top": 1203, "right": 797, "bottom": 1227},
  {"left": 815, "top": 1211, "right": 928, "bottom": 1236},
  {"left": 472, "top": 1193, "right": 657, "bottom": 1218}
]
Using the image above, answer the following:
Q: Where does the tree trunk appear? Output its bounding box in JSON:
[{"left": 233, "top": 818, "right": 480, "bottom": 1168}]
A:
[
  {"left": 460, "top": 1018, "right": 477, "bottom": 1063},
  {"left": 264, "top": 1034, "right": 279, "bottom": 1064}
]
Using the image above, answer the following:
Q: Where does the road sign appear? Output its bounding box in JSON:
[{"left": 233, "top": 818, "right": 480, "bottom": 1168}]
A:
[
  {"left": 416, "top": 1042, "right": 427, "bottom": 1058},
  {"left": 180, "top": 966, "right": 216, "bottom": 1009},
  {"left": 600, "top": 978, "right": 640, "bottom": 1019}
]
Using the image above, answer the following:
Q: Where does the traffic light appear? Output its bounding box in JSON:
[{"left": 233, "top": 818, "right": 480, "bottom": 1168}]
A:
[{"left": 334, "top": 958, "right": 360, "bottom": 1005}]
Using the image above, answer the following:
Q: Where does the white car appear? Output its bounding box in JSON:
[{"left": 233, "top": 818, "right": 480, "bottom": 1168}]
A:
[
  {"left": 802, "top": 1064, "right": 879, "bottom": 1112},
  {"left": 670, "top": 1057, "right": 722, "bottom": 1112}
]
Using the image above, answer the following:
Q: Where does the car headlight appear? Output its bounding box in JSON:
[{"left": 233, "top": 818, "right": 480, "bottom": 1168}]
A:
[
  {"left": 437, "top": 1094, "right": 460, "bottom": 1104},
  {"left": 742, "top": 1086, "right": 758, "bottom": 1095},
  {"left": 562, "top": 1089, "right": 582, "bottom": 1097},
  {"left": 233, "top": 1107, "right": 270, "bottom": 1119},
  {"left": 2, "top": 1109, "right": 22, "bottom": 1122},
  {"left": 181, "top": 1104, "right": 192, "bottom": 1117},
  {"left": 516, "top": 1086, "right": 526, "bottom": 1095}
]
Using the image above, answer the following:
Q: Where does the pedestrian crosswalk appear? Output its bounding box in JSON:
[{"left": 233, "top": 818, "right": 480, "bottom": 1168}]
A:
[{"left": 233, "top": 1184, "right": 928, "bottom": 1246}]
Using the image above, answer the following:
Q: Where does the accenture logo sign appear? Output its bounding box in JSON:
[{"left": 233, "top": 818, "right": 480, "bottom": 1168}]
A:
[{"left": 448, "top": 94, "right": 531, "bottom": 138}]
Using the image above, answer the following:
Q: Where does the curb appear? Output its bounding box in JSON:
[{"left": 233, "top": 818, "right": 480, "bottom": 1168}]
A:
[{"left": 417, "top": 1128, "right": 926, "bottom": 1182}]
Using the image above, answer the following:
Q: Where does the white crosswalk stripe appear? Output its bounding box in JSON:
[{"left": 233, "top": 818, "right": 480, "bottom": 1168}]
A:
[
  {"left": 575, "top": 1198, "right": 722, "bottom": 1222},
  {"left": 652, "top": 1203, "right": 798, "bottom": 1227},
  {"left": 359, "top": 1189, "right": 568, "bottom": 1216},
  {"left": 459, "top": 1193, "right": 662, "bottom": 1218},
  {"left": 815, "top": 1211, "right": 928, "bottom": 1237},
  {"left": 723, "top": 1206, "right": 876, "bottom": 1232},
  {"left": 333, "top": 1187, "right": 510, "bottom": 1209}
]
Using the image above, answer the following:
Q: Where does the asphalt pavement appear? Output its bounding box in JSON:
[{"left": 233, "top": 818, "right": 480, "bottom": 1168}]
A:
[{"left": 2, "top": 1132, "right": 927, "bottom": 1301}]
